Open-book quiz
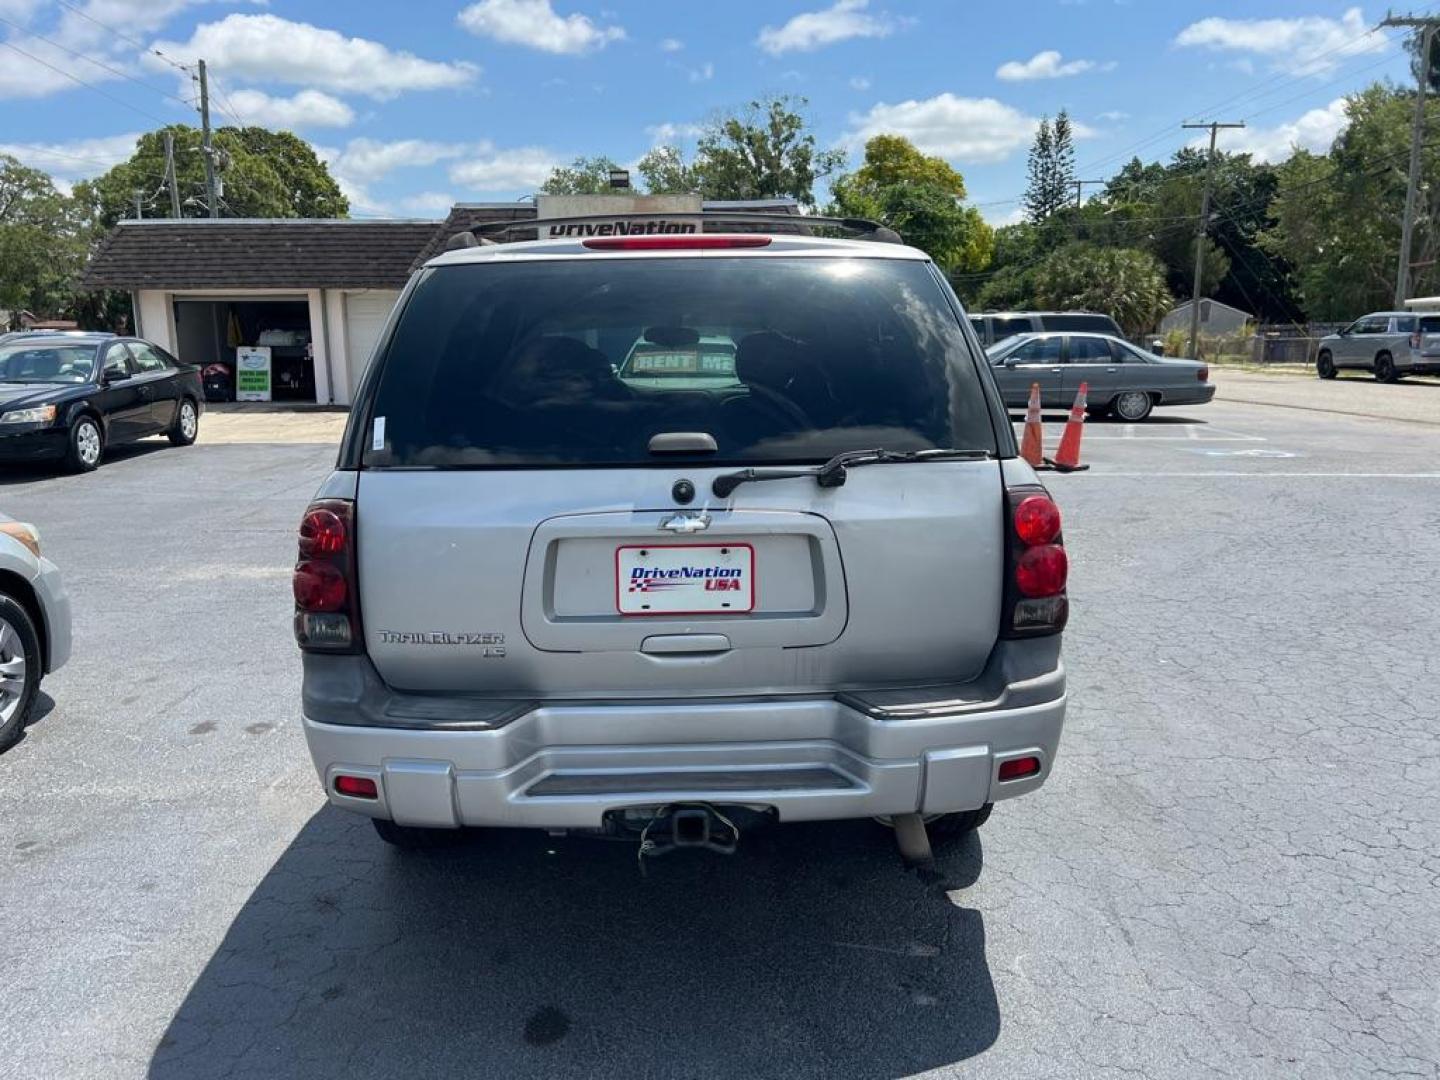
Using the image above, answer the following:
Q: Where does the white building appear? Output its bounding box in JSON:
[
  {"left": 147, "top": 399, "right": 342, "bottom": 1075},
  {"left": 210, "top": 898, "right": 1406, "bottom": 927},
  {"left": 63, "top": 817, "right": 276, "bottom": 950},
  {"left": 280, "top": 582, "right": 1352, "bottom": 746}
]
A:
[{"left": 1158, "top": 298, "right": 1253, "bottom": 337}]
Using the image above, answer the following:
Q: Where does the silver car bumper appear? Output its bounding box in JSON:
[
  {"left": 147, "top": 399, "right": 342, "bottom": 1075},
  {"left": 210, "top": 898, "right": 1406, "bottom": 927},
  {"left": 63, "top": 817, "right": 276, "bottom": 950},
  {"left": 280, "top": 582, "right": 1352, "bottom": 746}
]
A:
[
  {"left": 301, "top": 644, "right": 1066, "bottom": 829},
  {"left": 33, "top": 555, "right": 72, "bottom": 673}
]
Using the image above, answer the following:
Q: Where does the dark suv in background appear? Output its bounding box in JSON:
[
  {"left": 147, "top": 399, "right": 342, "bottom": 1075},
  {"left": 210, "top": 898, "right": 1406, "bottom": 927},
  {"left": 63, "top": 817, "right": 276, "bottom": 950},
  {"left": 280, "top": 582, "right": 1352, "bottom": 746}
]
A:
[{"left": 968, "top": 311, "right": 1124, "bottom": 348}]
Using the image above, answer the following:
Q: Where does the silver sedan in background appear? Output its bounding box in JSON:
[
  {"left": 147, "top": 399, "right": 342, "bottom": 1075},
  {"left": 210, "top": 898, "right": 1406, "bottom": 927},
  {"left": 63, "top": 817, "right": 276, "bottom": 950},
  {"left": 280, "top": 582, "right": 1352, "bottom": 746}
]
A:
[{"left": 985, "top": 332, "right": 1215, "bottom": 421}]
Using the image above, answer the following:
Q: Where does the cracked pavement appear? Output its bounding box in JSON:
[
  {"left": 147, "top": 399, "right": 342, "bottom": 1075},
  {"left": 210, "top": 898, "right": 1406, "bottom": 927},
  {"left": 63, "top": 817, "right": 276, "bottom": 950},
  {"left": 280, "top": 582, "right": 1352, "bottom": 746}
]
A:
[{"left": 0, "top": 401, "right": 1436, "bottom": 1079}]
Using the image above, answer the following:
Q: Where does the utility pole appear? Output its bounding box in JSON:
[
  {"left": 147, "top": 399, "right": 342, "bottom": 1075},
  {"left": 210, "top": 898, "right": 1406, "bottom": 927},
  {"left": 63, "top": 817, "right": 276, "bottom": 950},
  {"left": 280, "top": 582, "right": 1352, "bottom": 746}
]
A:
[
  {"left": 163, "top": 131, "right": 182, "bottom": 219},
  {"left": 1382, "top": 13, "right": 1440, "bottom": 307},
  {"left": 197, "top": 59, "right": 219, "bottom": 219},
  {"left": 1182, "top": 121, "right": 1245, "bottom": 360},
  {"left": 1072, "top": 179, "right": 1105, "bottom": 209},
  {"left": 132, "top": 188, "right": 144, "bottom": 220}
]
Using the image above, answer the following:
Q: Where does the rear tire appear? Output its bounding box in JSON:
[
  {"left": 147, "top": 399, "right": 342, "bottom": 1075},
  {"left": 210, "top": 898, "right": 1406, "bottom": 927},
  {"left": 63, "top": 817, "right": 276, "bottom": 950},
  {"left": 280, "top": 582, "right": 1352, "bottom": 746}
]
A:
[
  {"left": 65, "top": 416, "right": 102, "bottom": 473},
  {"left": 1111, "top": 390, "right": 1154, "bottom": 421},
  {"left": 927, "top": 804, "right": 993, "bottom": 844},
  {"left": 168, "top": 398, "right": 199, "bottom": 446},
  {"left": 1374, "top": 352, "right": 1398, "bottom": 383},
  {"left": 1316, "top": 350, "right": 1336, "bottom": 379},
  {"left": 371, "top": 818, "right": 465, "bottom": 850},
  {"left": 0, "top": 595, "right": 42, "bottom": 754}
]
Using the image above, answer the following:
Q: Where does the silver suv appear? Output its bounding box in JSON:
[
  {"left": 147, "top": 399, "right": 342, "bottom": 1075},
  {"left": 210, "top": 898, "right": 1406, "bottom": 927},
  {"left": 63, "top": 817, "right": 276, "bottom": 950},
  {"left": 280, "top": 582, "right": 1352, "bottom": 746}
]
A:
[
  {"left": 1316, "top": 312, "right": 1440, "bottom": 382},
  {"left": 295, "top": 218, "right": 1069, "bottom": 861}
]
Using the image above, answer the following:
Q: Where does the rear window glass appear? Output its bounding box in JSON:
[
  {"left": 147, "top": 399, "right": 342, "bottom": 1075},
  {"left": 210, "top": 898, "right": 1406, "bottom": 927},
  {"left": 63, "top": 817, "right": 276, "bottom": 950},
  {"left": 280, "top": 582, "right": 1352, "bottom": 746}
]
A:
[
  {"left": 990, "top": 316, "right": 1034, "bottom": 342},
  {"left": 1420, "top": 316, "right": 1440, "bottom": 332},
  {"left": 1041, "top": 313, "right": 1120, "bottom": 334},
  {"left": 363, "top": 257, "right": 996, "bottom": 468}
]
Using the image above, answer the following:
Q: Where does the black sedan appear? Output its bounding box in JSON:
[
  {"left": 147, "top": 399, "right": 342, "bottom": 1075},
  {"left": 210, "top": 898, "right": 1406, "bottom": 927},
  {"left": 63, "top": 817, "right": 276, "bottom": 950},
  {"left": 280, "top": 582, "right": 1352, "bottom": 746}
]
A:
[{"left": 0, "top": 333, "right": 203, "bottom": 472}]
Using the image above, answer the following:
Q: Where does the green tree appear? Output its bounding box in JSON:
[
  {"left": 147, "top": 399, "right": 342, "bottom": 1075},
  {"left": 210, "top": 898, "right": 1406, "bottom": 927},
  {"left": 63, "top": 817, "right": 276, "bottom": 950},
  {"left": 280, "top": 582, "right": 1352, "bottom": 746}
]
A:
[
  {"left": 1023, "top": 112, "right": 1075, "bottom": 221},
  {"left": 1033, "top": 242, "right": 1173, "bottom": 336},
  {"left": 0, "top": 155, "right": 87, "bottom": 322},
  {"left": 636, "top": 146, "right": 698, "bottom": 194},
  {"left": 73, "top": 125, "right": 346, "bottom": 227},
  {"left": 1262, "top": 84, "right": 1440, "bottom": 318},
  {"left": 829, "top": 135, "right": 992, "bottom": 272},
  {"left": 540, "top": 155, "right": 625, "bottom": 195},
  {"left": 692, "top": 95, "right": 846, "bottom": 208}
]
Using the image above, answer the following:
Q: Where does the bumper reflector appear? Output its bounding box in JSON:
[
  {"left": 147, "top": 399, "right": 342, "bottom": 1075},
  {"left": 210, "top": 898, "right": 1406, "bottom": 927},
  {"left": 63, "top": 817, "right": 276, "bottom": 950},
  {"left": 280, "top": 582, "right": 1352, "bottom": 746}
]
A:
[
  {"left": 334, "top": 775, "right": 378, "bottom": 799},
  {"left": 998, "top": 756, "right": 1041, "bottom": 782}
]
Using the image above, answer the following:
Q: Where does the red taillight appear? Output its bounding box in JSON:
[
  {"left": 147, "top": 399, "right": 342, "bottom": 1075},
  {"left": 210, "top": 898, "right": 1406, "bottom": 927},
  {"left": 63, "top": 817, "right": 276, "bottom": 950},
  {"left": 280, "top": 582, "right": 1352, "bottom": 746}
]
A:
[
  {"left": 299, "top": 507, "right": 346, "bottom": 556},
  {"left": 1013, "top": 495, "right": 1061, "bottom": 546},
  {"left": 1003, "top": 486, "right": 1068, "bottom": 637},
  {"left": 1016, "top": 544, "right": 1068, "bottom": 597},
  {"left": 334, "top": 775, "right": 377, "bottom": 799},
  {"left": 998, "top": 756, "right": 1041, "bottom": 782},
  {"left": 1197, "top": 366, "right": 1209, "bottom": 382},
  {"left": 294, "top": 498, "right": 360, "bottom": 652},
  {"left": 293, "top": 560, "right": 347, "bottom": 610},
  {"left": 581, "top": 234, "right": 772, "bottom": 251}
]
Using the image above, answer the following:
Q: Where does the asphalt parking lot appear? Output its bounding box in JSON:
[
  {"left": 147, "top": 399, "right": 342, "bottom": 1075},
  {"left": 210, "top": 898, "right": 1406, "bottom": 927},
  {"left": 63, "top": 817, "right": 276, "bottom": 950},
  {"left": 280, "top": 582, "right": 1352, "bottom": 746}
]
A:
[{"left": 1, "top": 396, "right": 1437, "bottom": 1080}]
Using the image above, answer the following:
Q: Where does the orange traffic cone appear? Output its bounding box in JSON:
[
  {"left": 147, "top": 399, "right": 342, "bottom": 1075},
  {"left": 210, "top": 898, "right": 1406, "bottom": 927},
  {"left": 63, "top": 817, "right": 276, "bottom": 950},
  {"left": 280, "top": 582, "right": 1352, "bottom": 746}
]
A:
[
  {"left": 1019, "top": 382, "right": 1044, "bottom": 468},
  {"left": 1046, "top": 381, "right": 1091, "bottom": 473}
]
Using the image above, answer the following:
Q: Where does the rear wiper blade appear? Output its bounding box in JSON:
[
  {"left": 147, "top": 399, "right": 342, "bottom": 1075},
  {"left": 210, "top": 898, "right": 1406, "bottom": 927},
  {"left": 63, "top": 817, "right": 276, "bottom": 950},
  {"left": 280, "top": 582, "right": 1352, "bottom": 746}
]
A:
[{"left": 712, "top": 448, "right": 993, "bottom": 497}]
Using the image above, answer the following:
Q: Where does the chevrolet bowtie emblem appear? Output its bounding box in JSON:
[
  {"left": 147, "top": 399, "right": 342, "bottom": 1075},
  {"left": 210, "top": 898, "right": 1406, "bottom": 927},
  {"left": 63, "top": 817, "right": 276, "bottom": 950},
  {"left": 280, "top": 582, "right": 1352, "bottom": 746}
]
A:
[{"left": 659, "top": 512, "right": 711, "bottom": 534}]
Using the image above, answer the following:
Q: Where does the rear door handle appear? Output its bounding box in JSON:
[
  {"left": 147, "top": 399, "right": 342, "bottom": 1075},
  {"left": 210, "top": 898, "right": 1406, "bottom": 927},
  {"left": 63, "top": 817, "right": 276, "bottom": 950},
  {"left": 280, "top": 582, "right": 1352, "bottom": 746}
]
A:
[
  {"left": 1106, "top": 367, "right": 1118, "bottom": 373},
  {"left": 641, "top": 634, "right": 732, "bottom": 655}
]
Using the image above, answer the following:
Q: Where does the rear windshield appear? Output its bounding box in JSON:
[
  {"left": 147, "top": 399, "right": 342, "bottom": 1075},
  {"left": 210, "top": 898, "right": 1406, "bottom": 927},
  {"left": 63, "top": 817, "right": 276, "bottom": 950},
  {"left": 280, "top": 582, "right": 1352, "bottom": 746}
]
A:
[
  {"left": 1419, "top": 316, "right": 1440, "bottom": 333},
  {"left": 363, "top": 257, "right": 996, "bottom": 468},
  {"left": 1040, "top": 313, "right": 1120, "bottom": 334}
]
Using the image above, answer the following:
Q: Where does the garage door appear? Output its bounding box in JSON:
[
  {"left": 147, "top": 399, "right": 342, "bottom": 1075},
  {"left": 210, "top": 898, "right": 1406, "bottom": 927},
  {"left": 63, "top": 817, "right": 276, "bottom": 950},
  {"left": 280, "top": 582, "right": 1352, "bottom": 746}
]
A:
[{"left": 344, "top": 291, "right": 401, "bottom": 395}]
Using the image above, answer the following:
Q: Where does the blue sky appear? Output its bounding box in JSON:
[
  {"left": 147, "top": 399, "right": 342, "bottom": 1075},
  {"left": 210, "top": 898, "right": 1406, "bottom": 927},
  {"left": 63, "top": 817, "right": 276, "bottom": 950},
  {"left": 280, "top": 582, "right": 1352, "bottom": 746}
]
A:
[{"left": 0, "top": 1, "right": 1417, "bottom": 222}]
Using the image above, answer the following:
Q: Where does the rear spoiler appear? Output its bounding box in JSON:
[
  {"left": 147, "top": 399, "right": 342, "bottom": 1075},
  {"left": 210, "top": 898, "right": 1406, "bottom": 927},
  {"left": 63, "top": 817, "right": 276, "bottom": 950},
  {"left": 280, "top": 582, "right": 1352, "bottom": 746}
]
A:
[{"left": 443, "top": 212, "right": 903, "bottom": 251}]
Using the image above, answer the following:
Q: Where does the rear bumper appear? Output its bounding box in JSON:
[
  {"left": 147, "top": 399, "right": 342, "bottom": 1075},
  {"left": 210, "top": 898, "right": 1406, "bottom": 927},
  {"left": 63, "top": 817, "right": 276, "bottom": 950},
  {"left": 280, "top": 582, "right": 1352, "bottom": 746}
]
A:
[
  {"left": 300, "top": 641, "right": 1067, "bottom": 829},
  {"left": 33, "top": 556, "right": 72, "bottom": 673},
  {"left": 1159, "top": 384, "right": 1217, "bottom": 406}
]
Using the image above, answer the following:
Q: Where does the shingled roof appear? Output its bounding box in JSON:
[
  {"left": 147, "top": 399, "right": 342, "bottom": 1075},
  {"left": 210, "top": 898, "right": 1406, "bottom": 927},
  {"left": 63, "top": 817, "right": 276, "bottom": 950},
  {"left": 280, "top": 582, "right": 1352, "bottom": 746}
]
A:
[{"left": 81, "top": 218, "right": 445, "bottom": 291}]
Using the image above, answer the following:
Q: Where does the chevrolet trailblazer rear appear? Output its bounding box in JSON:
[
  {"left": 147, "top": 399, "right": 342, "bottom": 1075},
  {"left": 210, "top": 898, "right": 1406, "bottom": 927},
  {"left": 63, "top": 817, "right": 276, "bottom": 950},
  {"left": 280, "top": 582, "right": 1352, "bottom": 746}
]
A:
[{"left": 295, "top": 214, "right": 1069, "bottom": 861}]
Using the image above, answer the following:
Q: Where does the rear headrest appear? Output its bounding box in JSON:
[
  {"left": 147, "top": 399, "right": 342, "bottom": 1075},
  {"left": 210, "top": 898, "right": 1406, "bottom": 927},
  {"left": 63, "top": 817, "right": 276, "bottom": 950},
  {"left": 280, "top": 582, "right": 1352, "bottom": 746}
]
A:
[{"left": 735, "top": 331, "right": 804, "bottom": 389}]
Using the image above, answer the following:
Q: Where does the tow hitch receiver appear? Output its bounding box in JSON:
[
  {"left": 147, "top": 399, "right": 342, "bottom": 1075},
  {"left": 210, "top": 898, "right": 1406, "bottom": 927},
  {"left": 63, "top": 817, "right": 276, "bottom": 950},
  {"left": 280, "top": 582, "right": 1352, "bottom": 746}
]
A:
[{"left": 638, "top": 803, "right": 740, "bottom": 869}]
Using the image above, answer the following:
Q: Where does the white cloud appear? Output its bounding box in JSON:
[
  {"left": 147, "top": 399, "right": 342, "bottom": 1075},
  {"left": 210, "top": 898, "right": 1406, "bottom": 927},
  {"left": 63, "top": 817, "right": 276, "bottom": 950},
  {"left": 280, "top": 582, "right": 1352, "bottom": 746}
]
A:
[
  {"left": 981, "top": 204, "right": 1026, "bottom": 228},
  {"left": 1174, "top": 7, "right": 1388, "bottom": 76},
  {"left": 456, "top": 0, "right": 625, "bottom": 55},
  {"left": 849, "top": 75, "right": 871, "bottom": 90},
  {"left": 149, "top": 14, "right": 477, "bottom": 99},
  {"left": 222, "top": 89, "right": 354, "bottom": 129},
  {"left": 845, "top": 93, "right": 1039, "bottom": 164},
  {"left": 646, "top": 121, "right": 703, "bottom": 144},
  {"left": 1201, "top": 97, "right": 1350, "bottom": 163},
  {"left": 689, "top": 61, "right": 714, "bottom": 82},
  {"left": 0, "top": 0, "right": 42, "bottom": 21},
  {"left": 398, "top": 191, "right": 457, "bottom": 215},
  {"left": 996, "top": 50, "right": 1112, "bottom": 81},
  {"left": 757, "top": 0, "right": 895, "bottom": 56},
  {"left": 448, "top": 144, "right": 561, "bottom": 192},
  {"left": 0, "top": 131, "right": 140, "bottom": 182},
  {"left": 1097, "top": 109, "right": 1129, "bottom": 122},
  {"left": 659, "top": 37, "right": 683, "bottom": 52},
  {"left": 325, "top": 138, "right": 468, "bottom": 184}
]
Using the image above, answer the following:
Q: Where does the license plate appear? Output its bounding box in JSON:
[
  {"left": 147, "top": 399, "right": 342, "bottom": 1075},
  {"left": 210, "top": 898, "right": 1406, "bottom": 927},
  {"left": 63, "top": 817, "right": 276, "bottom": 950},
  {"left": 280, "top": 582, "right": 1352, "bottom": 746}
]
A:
[{"left": 616, "top": 543, "right": 755, "bottom": 615}]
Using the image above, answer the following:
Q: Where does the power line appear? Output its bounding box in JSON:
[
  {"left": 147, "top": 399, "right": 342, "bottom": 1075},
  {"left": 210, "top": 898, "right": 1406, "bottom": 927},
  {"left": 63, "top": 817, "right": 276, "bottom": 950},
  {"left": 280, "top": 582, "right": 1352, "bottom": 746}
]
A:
[
  {"left": 52, "top": 0, "right": 193, "bottom": 74},
  {"left": 0, "top": 37, "right": 170, "bottom": 126},
  {"left": 205, "top": 71, "right": 251, "bottom": 129},
  {"left": 0, "top": 13, "right": 196, "bottom": 112}
]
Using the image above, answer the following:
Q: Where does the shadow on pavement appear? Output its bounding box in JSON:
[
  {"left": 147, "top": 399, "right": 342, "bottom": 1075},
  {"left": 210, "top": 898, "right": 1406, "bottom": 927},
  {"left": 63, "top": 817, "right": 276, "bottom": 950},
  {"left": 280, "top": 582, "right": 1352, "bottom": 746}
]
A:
[{"left": 149, "top": 808, "right": 998, "bottom": 1080}]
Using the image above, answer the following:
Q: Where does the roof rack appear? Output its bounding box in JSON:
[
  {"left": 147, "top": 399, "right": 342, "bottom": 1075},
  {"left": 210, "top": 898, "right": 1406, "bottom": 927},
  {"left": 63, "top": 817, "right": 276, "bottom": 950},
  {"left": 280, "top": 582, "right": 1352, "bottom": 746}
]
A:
[{"left": 443, "top": 211, "right": 903, "bottom": 252}]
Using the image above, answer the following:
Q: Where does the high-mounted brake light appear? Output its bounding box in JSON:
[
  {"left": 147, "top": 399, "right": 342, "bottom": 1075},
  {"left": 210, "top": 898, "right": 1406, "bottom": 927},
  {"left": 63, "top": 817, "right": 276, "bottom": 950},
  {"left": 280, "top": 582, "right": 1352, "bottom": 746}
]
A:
[
  {"left": 1002, "top": 487, "right": 1068, "bottom": 638},
  {"left": 581, "top": 235, "right": 772, "bottom": 251},
  {"left": 294, "top": 498, "right": 362, "bottom": 653}
]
